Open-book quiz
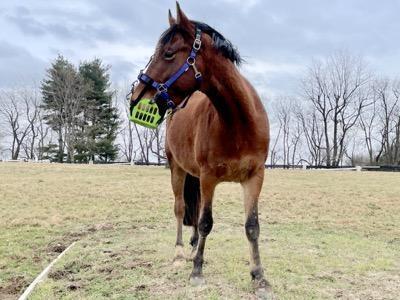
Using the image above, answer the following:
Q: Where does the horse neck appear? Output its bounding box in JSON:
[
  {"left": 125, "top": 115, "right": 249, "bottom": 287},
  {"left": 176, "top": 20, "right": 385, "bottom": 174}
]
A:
[{"left": 204, "top": 57, "right": 258, "bottom": 129}]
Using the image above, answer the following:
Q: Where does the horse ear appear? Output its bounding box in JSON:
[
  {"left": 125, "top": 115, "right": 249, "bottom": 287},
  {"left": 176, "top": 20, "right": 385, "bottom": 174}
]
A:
[
  {"left": 176, "top": 2, "right": 191, "bottom": 29},
  {"left": 168, "top": 9, "right": 176, "bottom": 26}
]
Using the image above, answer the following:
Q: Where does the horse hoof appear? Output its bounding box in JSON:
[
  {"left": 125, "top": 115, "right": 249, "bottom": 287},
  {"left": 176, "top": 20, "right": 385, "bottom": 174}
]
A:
[
  {"left": 174, "top": 245, "right": 185, "bottom": 258},
  {"left": 190, "top": 275, "right": 205, "bottom": 286},
  {"left": 255, "top": 287, "right": 275, "bottom": 300},
  {"left": 254, "top": 279, "right": 275, "bottom": 300},
  {"left": 172, "top": 245, "right": 186, "bottom": 267},
  {"left": 172, "top": 257, "right": 185, "bottom": 267}
]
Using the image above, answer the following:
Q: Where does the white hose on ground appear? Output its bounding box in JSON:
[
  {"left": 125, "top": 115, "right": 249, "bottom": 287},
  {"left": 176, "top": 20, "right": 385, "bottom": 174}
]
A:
[{"left": 18, "top": 241, "right": 76, "bottom": 300}]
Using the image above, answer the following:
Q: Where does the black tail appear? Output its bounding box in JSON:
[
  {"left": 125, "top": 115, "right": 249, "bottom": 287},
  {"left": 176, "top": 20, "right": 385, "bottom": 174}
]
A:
[{"left": 183, "top": 174, "right": 200, "bottom": 226}]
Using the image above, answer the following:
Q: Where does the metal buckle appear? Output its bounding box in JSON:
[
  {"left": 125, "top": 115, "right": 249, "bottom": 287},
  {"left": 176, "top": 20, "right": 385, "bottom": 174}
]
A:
[
  {"left": 193, "top": 38, "right": 201, "bottom": 51},
  {"left": 157, "top": 84, "right": 167, "bottom": 93}
]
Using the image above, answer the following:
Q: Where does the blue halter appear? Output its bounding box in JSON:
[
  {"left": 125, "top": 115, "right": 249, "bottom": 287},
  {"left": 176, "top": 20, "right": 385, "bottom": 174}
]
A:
[{"left": 135, "top": 27, "right": 203, "bottom": 110}]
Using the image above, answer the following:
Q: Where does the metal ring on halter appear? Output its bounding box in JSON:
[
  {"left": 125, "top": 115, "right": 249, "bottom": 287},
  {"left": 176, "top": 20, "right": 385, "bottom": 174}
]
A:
[{"left": 187, "top": 57, "right": 195, "bottom": 66}]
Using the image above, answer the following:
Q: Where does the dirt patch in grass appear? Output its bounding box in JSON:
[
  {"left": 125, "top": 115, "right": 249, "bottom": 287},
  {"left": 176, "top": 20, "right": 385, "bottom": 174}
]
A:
[
  {"left": 1, "top": 223, "right": 114, "bottom": 298},
  {"left": 46, "top": 223, "right": 116, "bottom": 254},
  {"left": 132, "top": 284, "right": 147, "bottom": 291},
  {"left": 48, "top": 269, "right": 73, "bottom": 280},
  {"left": 0, "top": 275, "right": 28, "bottom": 298},
  {"left": 47, "top": 242, "right": 68, "bottom": 254},
  {"left": 125, "top": 260, "right": 153, "bottom": 270}
]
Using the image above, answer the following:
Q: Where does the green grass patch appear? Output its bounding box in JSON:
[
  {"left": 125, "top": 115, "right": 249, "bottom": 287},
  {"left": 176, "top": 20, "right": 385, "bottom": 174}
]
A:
[{"left": 0, "top": 164, "right": 399, "bottom": 299}]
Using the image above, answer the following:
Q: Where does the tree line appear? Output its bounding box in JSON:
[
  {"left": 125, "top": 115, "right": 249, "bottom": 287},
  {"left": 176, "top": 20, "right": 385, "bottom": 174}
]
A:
[
  {"left": 269, "top": 52, "right": 400, "bottom": 167},
  {"left": 0, "top": 52, "right": 399, "bottom": 166},
  {"left": 0, "top": 55, "right": 165, "bottom": 164}
]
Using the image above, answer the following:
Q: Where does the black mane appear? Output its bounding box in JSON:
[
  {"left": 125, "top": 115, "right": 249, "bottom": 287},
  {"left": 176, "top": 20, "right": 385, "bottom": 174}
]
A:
[{"left": 160, "top": 21, "right": 242, "bottom": 66}]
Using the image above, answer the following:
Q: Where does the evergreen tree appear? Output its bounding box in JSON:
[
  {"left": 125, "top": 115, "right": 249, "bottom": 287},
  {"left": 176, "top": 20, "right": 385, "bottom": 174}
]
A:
[
  {"left": 39, "top": 143, "right": 60, "bottom": 162},
  {"left": 78, "top": 59, "right": 119, "bottom": 163},
  {"left": 41, "top": 55, "right": 87, "bottom": 163}
]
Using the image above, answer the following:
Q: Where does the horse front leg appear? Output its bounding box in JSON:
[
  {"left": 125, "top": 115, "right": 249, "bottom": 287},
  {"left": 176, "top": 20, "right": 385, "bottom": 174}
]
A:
[
  {"left": 242, "top": 169, "right": 274, "bottom": 297},
  {"left": 170, "top": 162, "right": 186, "bottom": 266},
  {"left": 190, "top": 174, "right": 216, "bottom": 285}
]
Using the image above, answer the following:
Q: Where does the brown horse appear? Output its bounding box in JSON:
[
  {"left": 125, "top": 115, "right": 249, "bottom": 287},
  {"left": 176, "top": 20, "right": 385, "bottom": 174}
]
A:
[{"left": 130, "top": 3, "right": 271, "bottom": 295}]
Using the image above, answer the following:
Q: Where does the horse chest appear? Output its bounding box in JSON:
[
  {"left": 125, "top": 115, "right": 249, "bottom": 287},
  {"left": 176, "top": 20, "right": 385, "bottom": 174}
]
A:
[{"left": 207, "top": 155, "right": 260, "bottom": 182}]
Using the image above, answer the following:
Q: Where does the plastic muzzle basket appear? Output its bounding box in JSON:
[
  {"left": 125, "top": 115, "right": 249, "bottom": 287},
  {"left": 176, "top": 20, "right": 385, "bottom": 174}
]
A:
[{"left": 129, "top": 98, "right": 162, "bottom": 129}]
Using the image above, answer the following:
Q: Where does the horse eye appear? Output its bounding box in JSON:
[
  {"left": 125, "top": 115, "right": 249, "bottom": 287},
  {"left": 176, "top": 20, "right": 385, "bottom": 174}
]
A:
[{"left": 164, "top": 51, "right": 176, "bottom": 61}]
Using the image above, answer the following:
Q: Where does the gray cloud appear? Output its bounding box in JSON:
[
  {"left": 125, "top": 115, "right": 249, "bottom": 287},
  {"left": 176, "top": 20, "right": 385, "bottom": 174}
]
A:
[
  {"left": 105, "top": 57, "right": 139, "bottom": 85},
  {"left": 0, "top": 41, "right": 46, "bottom": 87},
  {"left": 0, "top": 0, "right": 399, "bottom": 96},
  {"left": 6, "top": 4, "right": 124, "bottom": 44}
]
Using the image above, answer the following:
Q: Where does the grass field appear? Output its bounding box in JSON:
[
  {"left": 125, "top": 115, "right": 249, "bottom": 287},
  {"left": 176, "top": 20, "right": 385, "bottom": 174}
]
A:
[{"left": 0, "top": 163, "right": 399, "bottom": 299}]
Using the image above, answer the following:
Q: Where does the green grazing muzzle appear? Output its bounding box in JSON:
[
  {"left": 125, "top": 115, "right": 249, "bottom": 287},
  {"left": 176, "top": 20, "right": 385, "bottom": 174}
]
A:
[{"left": 129, "top": 98, "right": 162, "bottom": 129}]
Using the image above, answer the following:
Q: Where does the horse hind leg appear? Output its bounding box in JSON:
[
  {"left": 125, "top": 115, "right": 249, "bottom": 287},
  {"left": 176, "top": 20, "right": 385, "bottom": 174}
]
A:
[
  {"left": 183, "top": 174, "right": 200, "bottom": 257},
  {"left": 189, "top": 225, "right": 199, "bottom": 258},
  {"left": 241, "top": 169, "right": 274, "bottom": 298},
  {"left": 183, "top": 174, "right": 200, "bottom": 252}
]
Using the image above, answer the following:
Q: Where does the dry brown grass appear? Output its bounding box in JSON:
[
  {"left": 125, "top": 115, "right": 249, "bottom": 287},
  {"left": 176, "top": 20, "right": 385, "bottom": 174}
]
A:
[{"left": 0, "top": 163, "right": 399, "bottom": 299}]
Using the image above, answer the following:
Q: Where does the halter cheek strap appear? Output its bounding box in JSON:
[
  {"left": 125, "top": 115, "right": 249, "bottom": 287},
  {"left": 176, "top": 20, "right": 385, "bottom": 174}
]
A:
[{"left": 135, "top": 27, "right": 203, "bottom": 110}]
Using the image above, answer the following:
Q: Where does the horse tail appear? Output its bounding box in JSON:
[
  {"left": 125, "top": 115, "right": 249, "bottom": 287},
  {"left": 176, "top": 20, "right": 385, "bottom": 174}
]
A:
[{"left": 183, "top": 174, "right": 200, "bottom": 226}]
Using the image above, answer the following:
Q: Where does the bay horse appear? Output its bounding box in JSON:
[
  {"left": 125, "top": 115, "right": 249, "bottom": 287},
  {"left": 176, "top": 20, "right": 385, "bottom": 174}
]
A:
[{"left": 130, "top": 3, "right": 271, "bottom": 296}]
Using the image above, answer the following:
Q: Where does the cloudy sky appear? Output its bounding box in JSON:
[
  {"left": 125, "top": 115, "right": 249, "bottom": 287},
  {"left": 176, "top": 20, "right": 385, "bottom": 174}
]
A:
[{"left": 1, "top": 0, "right": 400, "bottom": 99}]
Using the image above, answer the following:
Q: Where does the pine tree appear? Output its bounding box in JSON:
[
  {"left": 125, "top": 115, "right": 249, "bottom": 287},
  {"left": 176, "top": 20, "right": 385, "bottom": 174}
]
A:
[
  {"left": 78, "top": 59, "right": 119, "bottom": 163},
  {"left": 41, "top": 55, "right": 87, "bottom": 163}
]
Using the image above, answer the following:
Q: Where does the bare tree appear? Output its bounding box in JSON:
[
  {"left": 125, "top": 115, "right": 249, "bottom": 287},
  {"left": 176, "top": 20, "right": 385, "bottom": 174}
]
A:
[
  {"left": 372, "top": 79, "right": 400, "bottom": 164},
  {"left": 150, "top": 124, "right": 167, "bottom": 164},
  {"left": 0, "top": 89, "right": 32, "bottom": 159},
  {"left": 359, "top": 92, "right": 377, "bottom": 164},
  {"left": 393, "top": 82, "right": 400, "bottom": 163},
  {"left": 290, "top": 119, "right": 302, "bottom": 165},
  {"left": 268, "top": 122, "right": 282, "bottom": 166},
  {"left": 20, "top": 89, "right": 41, "bottom": 160},
  {"left": 276, "top": 100, "right": 291, "bottom": 166},
  {"left": 120, "top": 123, "right": 137, "bottom": 163},
  {"left": 271, "top": 97, "right": 304, "bottom": 167},
  {"left": 296, "top": 109, "right": 324, "bottom": 166},
  {"left": 302, "top": 52, "right": 371, "bottom": 166},
  {"left": 0, "top": 122, "right": 6, "bottom": 160},
  {"left": 119, "top": 93, "right": 137, "bottom": 163},
  {"left": 274, "top": 98, "right": 297, "bottom": 166},
  {"left": 36, "top": 108, "right": 50, "bottom": 160}
]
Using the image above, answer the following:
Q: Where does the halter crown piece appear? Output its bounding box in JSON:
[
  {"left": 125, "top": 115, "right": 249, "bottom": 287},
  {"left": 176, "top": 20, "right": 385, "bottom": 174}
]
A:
[{"left": 129, "top": 27, "right": 203, "bottom": 129}]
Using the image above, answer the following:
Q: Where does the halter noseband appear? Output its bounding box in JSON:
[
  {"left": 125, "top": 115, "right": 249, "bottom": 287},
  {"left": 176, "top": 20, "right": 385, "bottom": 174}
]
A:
[{"left": 132, "top": 27, "right": 203, "bottom": 110}]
